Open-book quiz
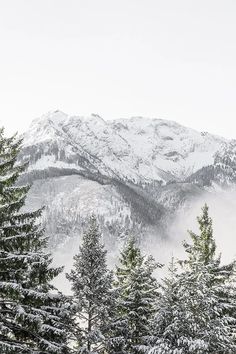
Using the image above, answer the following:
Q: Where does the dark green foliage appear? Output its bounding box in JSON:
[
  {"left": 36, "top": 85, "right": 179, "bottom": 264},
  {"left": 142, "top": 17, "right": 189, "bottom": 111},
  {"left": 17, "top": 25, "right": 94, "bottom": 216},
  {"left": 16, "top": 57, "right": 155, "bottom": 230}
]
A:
[
  {"left": 150, "top": 205, "right": 236, "bottom": 354},
  {"left": 110, "top": 237, "right": 161, "bottom": 354},
  {"left": 183, "top": 204, "right": 216, "bottom": 265},
  {"left": 0, "top": 128, "right": 69, "bottom": 353},
  {"left": 66, "top": 215, "right": 114, "bottom": 354}
]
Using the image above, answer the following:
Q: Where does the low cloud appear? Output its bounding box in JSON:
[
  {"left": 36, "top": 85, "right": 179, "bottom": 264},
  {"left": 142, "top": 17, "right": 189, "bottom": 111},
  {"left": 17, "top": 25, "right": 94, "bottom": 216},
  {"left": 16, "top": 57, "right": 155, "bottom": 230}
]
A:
[{"left": 53, "top": 187, "right": 236, "bottom": 293}]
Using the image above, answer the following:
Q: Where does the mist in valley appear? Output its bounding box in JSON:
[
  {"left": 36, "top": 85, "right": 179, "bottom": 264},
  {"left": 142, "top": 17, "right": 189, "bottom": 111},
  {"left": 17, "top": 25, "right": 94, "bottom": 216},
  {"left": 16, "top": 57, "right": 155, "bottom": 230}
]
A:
[{"left": 52, "top": 187, "right": 236, "bottom": 293}]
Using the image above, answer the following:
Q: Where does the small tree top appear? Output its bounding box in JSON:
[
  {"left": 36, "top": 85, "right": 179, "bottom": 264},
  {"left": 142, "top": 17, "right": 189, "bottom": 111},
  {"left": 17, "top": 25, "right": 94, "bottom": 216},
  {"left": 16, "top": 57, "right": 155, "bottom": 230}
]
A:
[{"left": 183, "top": 204, "right": 217, "bottom": 266}]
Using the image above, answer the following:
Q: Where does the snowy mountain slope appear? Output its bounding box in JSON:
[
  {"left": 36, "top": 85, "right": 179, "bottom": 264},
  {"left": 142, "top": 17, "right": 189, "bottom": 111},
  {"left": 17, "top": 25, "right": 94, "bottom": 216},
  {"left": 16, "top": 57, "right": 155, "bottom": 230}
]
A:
[
  {"left": 22, "top": 173, "right": 166, "bottom": 251},
  {"left": 21, "top": 111, "right": 227, "bottom": 185},
  {"left": 23, "top": 175, "right": 133, "bottom": 249},
  {"left": 186, "top": 139, "right": 236, "bottom": 187},
  {"left": 18, "top": 111, "right": 234, "bottom": 251},
  {"left": 110, "top": 117, "right": 227, "bottom": 180}
]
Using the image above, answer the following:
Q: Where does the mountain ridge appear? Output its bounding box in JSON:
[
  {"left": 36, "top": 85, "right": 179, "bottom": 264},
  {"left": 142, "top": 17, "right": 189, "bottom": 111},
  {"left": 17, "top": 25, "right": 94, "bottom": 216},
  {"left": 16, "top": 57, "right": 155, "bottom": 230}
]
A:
[
  {"left": 22, "top": 110, "right": 228, "bottom": 183},
  {"left": 18, "top": 111, "right": 235, "bottom": 253}
]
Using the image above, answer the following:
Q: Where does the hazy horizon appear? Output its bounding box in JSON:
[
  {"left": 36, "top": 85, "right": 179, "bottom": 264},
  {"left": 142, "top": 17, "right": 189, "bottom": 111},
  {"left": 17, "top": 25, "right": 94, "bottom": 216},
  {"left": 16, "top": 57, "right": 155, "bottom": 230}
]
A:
[{"left": 1, "top": 0, "right": 236, "bottom": 138}]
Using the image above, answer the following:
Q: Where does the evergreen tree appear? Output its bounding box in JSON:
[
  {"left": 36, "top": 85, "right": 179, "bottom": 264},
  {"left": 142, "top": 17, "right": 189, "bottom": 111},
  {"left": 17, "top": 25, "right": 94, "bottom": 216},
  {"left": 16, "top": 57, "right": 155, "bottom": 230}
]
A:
[
  {"left": 149, "top": 258, "right": 185, "bottom": 354},
  {"left": 66, "top": 215, "right": 114, "bottom": 354},
  {"left": 110, "top": 237, "right": 161, "bottom": 354},
  {"left": 150, "top": 205, "right": 236, "bottom": 354},
  {"left": 0, "top": 128, "right": 69, "bottom": 353},
  {"left": 183, "top": 204, "right": 236, "bottom": 346},
  {"left": 150, "top": 259, "right": 236, "bottom": 354},
  {"left": 183, "top": 203, "right": 216, "bottom": 265}
]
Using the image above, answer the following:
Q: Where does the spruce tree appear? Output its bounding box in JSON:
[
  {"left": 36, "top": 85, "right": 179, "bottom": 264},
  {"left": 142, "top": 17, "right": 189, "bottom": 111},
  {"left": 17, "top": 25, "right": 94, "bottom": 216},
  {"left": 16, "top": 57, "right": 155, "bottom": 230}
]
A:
[
  {"left": 66, "top": 215, "right": 114, "bottom": 354},
  {"left": 149, "top": 258, "right": 185, "bottom": 354},
  {"left": 0, "top": 128, "right": 69, "bottom": 353},
  {"left": 183, "top": 203, "right": 216, "bottom": 265},
  {"left": 150, "top": 205, "right": 236, "bottom": 354},
  {"left": 183, "top": 203, "right": 236, "bottom": 346},
  {"left": 150, "top": 259, "right": 236, "bottom": 353},
  {"left": 110, "top": 237, "right": 161, "bottom": 354}
]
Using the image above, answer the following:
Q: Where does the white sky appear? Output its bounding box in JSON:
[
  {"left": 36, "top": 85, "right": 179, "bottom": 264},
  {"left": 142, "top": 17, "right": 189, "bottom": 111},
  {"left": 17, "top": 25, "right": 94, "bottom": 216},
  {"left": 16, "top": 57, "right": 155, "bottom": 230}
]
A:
[{"left": 0, "top": 0, "right": 236, "bottom": 137}]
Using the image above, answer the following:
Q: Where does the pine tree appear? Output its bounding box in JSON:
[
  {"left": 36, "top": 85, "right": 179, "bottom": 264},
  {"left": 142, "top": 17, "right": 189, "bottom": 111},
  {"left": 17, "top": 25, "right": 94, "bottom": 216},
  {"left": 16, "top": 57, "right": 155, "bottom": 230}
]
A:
[
  {"left": 149, "top": 258, "right": 186, "bottom": 354},
  {"left": 150, "top": 259, "right": 236, "bottom": 353},
  {"left": 183, "top": 203, "right": 216, "bottom": 266},
  {"left": 183, "top": 204, "right": 236, "bottom": 348},
  {"left": 150, "top": 205, "right": 236, "bottom": 354},
  {"left": 66, "top": 215, "right": 114, "bottom": 354},
  {"left": 0, "top": 128, "right": 69, "bottom": 353},
  {"left": 110, "top": 237, "right": 161, "bottom": 354}
]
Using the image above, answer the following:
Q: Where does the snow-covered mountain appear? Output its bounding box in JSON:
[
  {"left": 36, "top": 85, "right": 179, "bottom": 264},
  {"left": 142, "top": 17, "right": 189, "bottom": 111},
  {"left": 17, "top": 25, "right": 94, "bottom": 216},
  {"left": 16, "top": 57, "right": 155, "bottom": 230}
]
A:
[
  {"left": 19, "top": 111, "right": 234, "bottom": 252},
  {"left": 22, "top": 110, "right": 227, "bottom": 184}
]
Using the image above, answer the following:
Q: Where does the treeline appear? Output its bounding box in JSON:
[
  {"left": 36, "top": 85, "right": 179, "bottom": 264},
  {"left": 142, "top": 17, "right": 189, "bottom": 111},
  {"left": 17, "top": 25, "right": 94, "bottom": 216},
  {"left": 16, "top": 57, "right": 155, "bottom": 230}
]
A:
[{"left": 0, "top": 129, "right": 236, "bottom": 353}]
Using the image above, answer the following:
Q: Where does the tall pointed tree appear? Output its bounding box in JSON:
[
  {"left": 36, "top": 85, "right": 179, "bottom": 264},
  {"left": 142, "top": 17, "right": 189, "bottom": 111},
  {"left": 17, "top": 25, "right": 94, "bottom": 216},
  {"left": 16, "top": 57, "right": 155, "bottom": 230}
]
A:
[
  {"left": 109, "top": 237, "right": 161, "bottom": 354},
  {"left": 66, "top": 215, "right": 114, "bottom": 354},
  {"left": 0, "top": 128, "right": 69, "bottom": 353},
  {"left": 150, "top": 259, "right": 236, "bottom": 353},
  {"left": 149, "top": 258, "right": 185, "bottom": 354},
  {"left": 150, "top": 205, "right": 236, "bottom": 354},
  {"left": 183, "top": 204, "right": 216, "bottom": 265},
  {"left": 184, "top": 204, "right": 236, "bottom": 351}
]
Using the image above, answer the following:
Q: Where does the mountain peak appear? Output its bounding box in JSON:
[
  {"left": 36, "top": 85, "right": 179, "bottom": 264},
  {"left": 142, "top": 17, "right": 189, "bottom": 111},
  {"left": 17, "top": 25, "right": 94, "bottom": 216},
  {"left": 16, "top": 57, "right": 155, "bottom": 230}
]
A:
[
  {"left": 22, "top": 110, "right": 229, "bottom": 184},
  {"left": 29, "top": 110, "right": 68, "bottom": 127},
  {"left": 43, "top": 110, "right": 68, "bottom": 124}
]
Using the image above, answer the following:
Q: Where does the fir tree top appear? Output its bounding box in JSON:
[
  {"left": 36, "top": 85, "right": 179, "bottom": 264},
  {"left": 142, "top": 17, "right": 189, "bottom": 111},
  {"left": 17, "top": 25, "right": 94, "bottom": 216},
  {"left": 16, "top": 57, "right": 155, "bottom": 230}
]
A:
[
  {"left": 183, "top": 203, "right": 217, "bottom": 266},
  {"left": 66, "top": 215, "right": 114, "bottom": 354},
  {"left": 116, "top": 237, "right": 143, "bottom": 282}
]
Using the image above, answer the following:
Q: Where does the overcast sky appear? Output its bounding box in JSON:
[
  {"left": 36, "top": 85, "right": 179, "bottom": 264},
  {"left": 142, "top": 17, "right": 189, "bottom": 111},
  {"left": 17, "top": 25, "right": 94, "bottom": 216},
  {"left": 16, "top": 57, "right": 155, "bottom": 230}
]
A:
[{"left": 0, "top": 0, "right": 236, "bottom": 137}]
